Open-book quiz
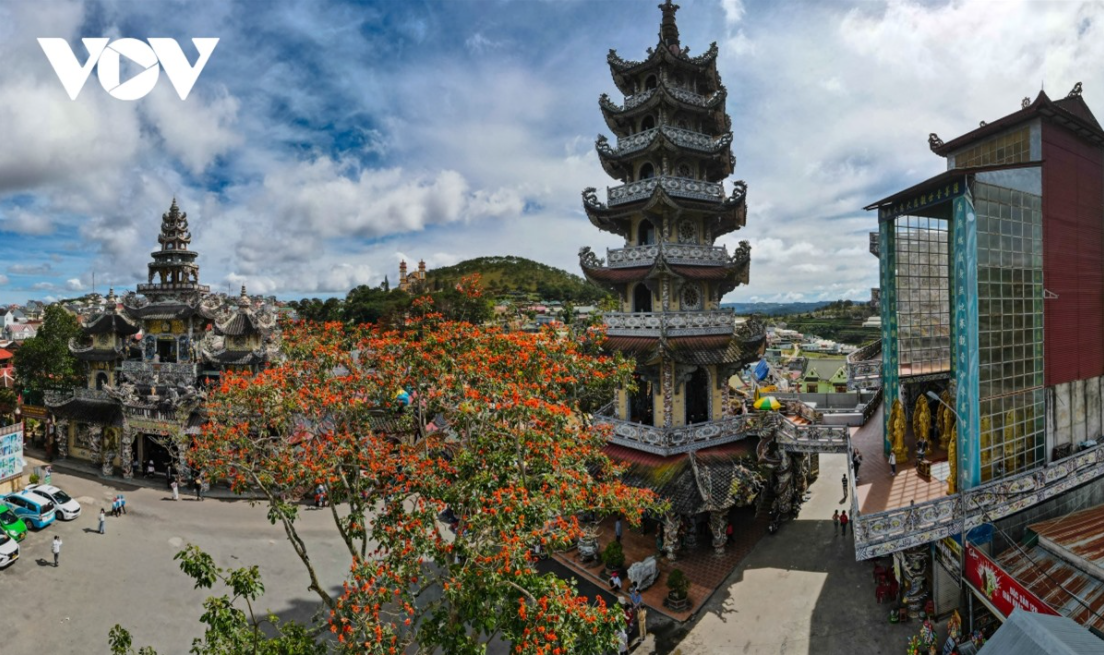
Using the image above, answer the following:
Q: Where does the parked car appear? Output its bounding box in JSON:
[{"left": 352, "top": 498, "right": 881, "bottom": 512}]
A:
[
  {"left": 24, "top": 484, "right": 81, "bottom": 521},
  {"left": 0, "top": 531, "right": 19, "bottom": 568},
  {"left": 0, "top": 506, "right": 27, "bottom": 542},
  {"left": 2, "top": 492, "right": 56, "bottom": 529}
]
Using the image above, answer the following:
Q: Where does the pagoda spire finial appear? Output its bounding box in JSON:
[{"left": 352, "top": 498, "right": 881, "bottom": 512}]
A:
[{"left": 659, "top": 0, "right": 680, "bottom": 49}]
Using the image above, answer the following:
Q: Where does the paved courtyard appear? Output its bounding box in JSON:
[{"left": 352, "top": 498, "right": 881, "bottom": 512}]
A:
[
  {"left": 660, "top": 453, "right": 917, "bottom": 655},
  {"left": 2, "top": 452, "right": 921, "bottom": 655},
  {"left": 0, "top": 464, "right": 351, "bottom": 653}
]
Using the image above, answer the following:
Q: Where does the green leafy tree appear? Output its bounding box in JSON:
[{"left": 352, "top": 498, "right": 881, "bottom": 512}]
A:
[
  {"left": 109, "top": 545, "right": 323, "bottom": 655},
  {"left": 13, "top": 304, "right": 83, "bottom": 405},
  {"left": 0, "top": 387, "right": 17, "bottom": 425}
]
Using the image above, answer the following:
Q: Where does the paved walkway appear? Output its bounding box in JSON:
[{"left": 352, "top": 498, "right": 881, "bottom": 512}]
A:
[
  {"left": 662, "top": 453, "right": 917, "bottom": 655},
  {"left": 851, "top": 404, "right": 951, "bottom": 515}
]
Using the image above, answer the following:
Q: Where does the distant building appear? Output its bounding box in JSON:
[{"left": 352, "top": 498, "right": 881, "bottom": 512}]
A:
[
  {"left": 398, "top": 259, "right": 428, "bottom": 293},
  {"left": 3, "top": 323, "right": 37, "bottom": 341},
  {"left": 45, "top": 199, "right": 281, "bottom": 478}
]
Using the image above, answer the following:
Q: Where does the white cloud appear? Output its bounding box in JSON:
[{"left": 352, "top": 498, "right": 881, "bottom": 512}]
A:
[
  {"left": 0, "top": 208, "right": 54, "bottom": 235},
  {"left": 7, "top": 263, "right": 52, "bottom": 275},
  {"left": 720, "top": 0, "right": 745, "bottom": 26},
  {"left": 0, "top": 274, "right": 8, "bottom": 285},
  {"left": 65, "top": 278, "right": 84, "bottom": 291}
]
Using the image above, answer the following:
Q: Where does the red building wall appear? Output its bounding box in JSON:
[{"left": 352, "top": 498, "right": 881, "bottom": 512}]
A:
[{"left": 1042, "top": 124, "right": 1104, "bottom": 385}]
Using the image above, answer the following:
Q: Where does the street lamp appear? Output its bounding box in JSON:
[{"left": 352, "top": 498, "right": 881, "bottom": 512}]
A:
[{"left": 927, "top": 390, "right": 968, "bottom": 592}]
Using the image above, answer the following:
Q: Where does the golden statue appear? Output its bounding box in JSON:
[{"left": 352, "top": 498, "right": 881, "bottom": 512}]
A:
[
  {"left": 913, "top": 396, "right": 931, "bottom": 453},
  {"left": 891, "top": 398, "right": 908, "bottom": 463}
]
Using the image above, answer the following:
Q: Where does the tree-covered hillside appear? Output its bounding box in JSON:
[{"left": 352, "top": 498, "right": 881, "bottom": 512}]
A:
[{"left": 425, "top": 256, "right": 609, "bottom": 304}]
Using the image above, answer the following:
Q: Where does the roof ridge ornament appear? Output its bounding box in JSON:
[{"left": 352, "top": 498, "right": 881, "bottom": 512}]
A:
[
  {"left": 1022, "top": 97, "right": 1031, "bottom": 109},
  {"left": 659, "top": 0, "right": 680, "bottom": 50},
  {"left": 1068, "top": 81, "right": 1083, "bottom": 98},
  {"left": 928, "top": 133, "right": 944, "bottom": 151}
]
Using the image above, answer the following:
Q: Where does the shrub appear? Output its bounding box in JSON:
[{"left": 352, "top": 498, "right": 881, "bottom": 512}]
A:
[
  {"left": 28, "top": 473, "right": 40, "bottom": 485},
  {"left": 601, "top": 540, "right": 625, "bottom": 570},
  {"left": 666, "top": 569, "right": 690, "bottom": 599}
]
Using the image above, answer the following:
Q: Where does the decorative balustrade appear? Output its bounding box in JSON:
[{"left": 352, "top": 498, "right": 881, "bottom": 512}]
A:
[
  {"left": 119, "top": 361, "right": 198, "bottom": 387},
  {"left": 136, "top": 282, "right": 210, "bottom": 293},
  {"left": 606, "top": 243, "right": 731, "bottom": 268},
  {"left": 852, "top": 445, "right": 1104, "bottom": 560},
  {"left": 604, "top": 310, "right": 735, "bottom": 337},
  {"left": 775, "top": 418, "right": 850, "bottom": 454},
  {"left": 595, "top": 412, "right": 773, "bottom": 456},
  {"left": 608, "top": 176, "right": 725, "bottom": 206},
  {"left": 622, "top": 88, "right": 655, "bottom": 109},
  {"left": 846, "top": 340, "right": 883, "bottom": 391}
]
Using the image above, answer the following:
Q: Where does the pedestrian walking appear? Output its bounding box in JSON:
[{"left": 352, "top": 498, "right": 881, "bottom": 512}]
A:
[
  {"left": 98, "top": 509, "right": 105, "bottom": 534},
  {"left": 195, "top": 477, "right": 203, "bottom": 501},
  {"left": 840, "top": 510, "right": 849, "bottom": 535},
  {"left": 119, "top": 494, "right": 127, "bottom": 515},
  {"left": 852, "top": 449, "right": 863, "bottom": 480},
  {"left": 171, "top": 478, "right": 179, "bottom": 501},
  {"left": 614, "top": 516, "right": 623, "bottom": 543},
  {"left": 52, "top": 535, "right": 62, "bottom": 567},
  {"left": 111, "top": 495, "right": 120, "bottom": 518},
  {"left": 889, "top": 450, "right": 897, "bottom": 476},
  {"left": 841, "top": 473, "right": 848, "bottom": 502},
  {"left": 630, "top": 584, "right": 643, "bottom": 610},
  {"left": 832, "top": 509, "right": 840, "bottom": 534}
]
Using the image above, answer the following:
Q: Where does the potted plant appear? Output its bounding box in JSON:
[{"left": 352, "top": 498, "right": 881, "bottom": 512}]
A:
[
  {"left": 601, "top": 540, "right": 625, "bottom": 576},
  {"left": 665, "top": 568, "right": 690, "bottom": 611}
]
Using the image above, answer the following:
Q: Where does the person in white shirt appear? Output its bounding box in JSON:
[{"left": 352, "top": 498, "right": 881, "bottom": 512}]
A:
[{"left": 52, "top": 535, "right": 62, "bottom": 567}]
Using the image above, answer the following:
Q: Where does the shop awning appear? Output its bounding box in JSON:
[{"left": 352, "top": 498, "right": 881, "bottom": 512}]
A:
[{"left": 979, "top": 609, "right": 1104, "bottom": 655}]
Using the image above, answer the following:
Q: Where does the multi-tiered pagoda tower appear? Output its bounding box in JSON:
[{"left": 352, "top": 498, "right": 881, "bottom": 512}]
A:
[{"left": 580, "top": 1, "right": 766, "bottom": 557}]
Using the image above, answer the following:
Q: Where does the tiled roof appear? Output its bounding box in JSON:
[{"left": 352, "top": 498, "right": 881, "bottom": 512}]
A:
[
  {"left": 84, "top": 312, "right": 140, "bottom": 336},
  {"left": 47, "top": 398, "right": 123, "bottom": 426},
  {"left": 932, "top": 90, "right": 1104, "bottom": 155}
]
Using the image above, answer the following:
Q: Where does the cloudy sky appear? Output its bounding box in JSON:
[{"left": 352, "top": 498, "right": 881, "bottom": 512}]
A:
[{"left": 0, "top": 0, "right": 1101, "bottom": 305}]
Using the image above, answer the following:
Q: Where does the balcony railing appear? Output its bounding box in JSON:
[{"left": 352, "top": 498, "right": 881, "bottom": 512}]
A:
[
  {"left": 606, "top": 243, "right": 732, "bottom": 268},
  {"left": 846, "top": 340, "right": 883, "bottom": 390},
  {"left": 608, "top": 176, "right": 725, "bottom": 206},
  {"left": 136, "top": 282, "right": 211, "bottom": 293},
  {"left": 595, "top": 411, "right": 774, "bottom": 456},
  {"left": 852, "top": 444, "right": 1104, "bottom": 560},
  {"left": 775, "top": 418, "right": 850, "bottom": 453},
  {"left": 119, "top": 361, "right": 198, "bottom": 387},
  {"left": 604, "top": 310, "right": 735, "bottom": 337}
]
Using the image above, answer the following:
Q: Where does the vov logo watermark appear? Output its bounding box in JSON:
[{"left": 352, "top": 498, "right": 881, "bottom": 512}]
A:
[{"left": 38, "top": 38, "right": 219, "bottom": 101}]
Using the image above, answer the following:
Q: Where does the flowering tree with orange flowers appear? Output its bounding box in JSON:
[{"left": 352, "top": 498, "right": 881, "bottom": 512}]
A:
[{"left": 188, "top": 295, "right": 660, "bottom": 654}]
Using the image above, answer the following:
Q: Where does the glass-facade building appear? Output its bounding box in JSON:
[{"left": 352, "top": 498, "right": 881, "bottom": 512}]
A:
[{"left": 868, "top": 87, "right": 1104, "bottom": 491}]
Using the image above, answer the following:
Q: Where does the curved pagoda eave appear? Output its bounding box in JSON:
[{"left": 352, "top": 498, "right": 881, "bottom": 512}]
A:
[
  {"left": 606, "top": 42, "right": 720, "bottom": 96},
  {"left": 599, "top": 84, "right": 728, "bottom": 137},
  {"left": 579, "top": 255, "right": 750, "bottom": 294},
  {"left": 596, "top": 132, "right": 735, "bottom": 181},
  {"left": 583, "top": 183, "right": 747, "bottom": 237}
]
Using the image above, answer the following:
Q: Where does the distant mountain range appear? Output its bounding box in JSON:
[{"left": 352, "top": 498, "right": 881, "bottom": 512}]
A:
[{"left": 721, "top": 301, "right": 839, "bottom": 316}]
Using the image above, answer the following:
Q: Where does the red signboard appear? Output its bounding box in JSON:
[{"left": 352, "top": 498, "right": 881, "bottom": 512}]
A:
[{"left": 965, "top": 544, "right": 1058, "bottom": 618}]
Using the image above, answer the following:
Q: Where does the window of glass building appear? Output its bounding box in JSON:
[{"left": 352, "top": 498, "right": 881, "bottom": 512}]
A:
[
  {"left": 954, "top": 126, "right": 1031, "bottom": 169},
  {"left": 975, "top": 181, "right": 1044, "bottom": 481},
  {"left": 895, "top": 215, "right": 951, "bottom": 377}
]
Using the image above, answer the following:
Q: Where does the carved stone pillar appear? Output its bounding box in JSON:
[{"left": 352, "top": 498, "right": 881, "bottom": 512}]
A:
[
  {"left": 710, "top": 510, "right": 728, "bottom": 555},
  {"left": 662, "top": 360, "right": 674, "bottom": 428},
  {"left": 54, "top": 419, "right": 69, "bottom": 460},
  {"left": 663, "top": 512, "right": 680, "bottom": 561},
  {"left": 721, "top": 378, "right": 731, "bottom": 417},
  {"left": 120, "top": 427, "right": 134, "bottom": 480}
]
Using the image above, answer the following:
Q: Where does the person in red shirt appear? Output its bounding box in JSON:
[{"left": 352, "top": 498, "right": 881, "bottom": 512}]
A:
[{"left": 840, "top": 510, "right": 849, "bottom": 535}]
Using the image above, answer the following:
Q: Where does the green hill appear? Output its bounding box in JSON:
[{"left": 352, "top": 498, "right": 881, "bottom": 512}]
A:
[{"left": 425, "top": 256, "right": 610, "bottom": 304}]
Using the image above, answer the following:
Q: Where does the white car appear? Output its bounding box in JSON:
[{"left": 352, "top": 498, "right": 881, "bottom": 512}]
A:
[
  {"left": 0, "top": 531, "right": 18, "bottom": 568},
  {"left": 25, "top": 484, "right": 81, "bottom": 521}
]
